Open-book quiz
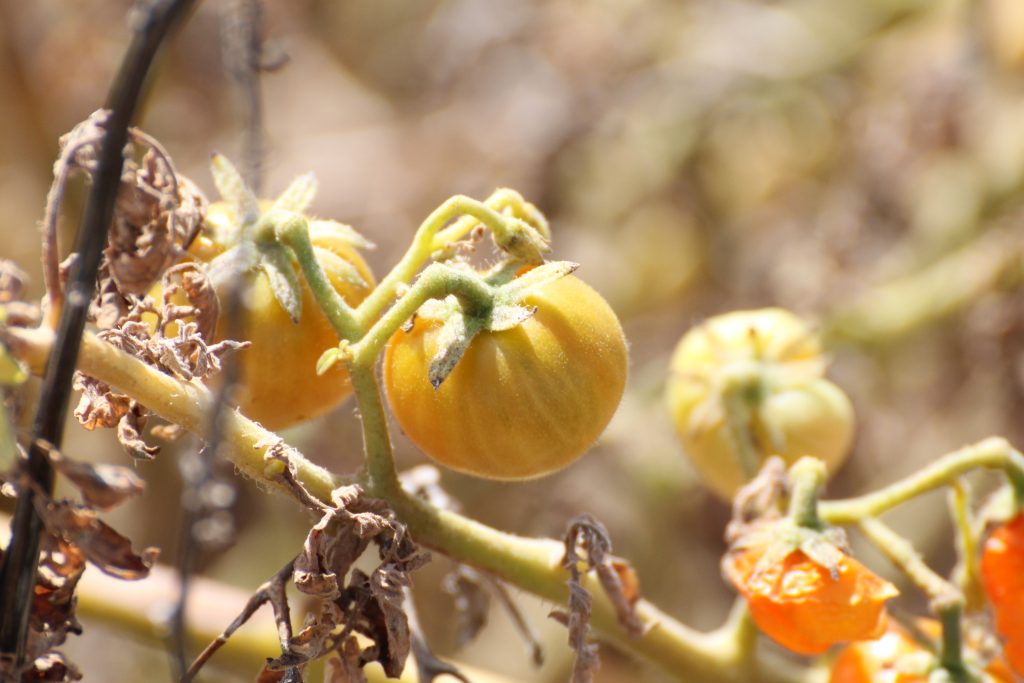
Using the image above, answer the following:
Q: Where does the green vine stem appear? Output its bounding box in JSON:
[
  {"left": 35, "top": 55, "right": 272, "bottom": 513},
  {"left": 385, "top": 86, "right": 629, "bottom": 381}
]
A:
[
  {"left": 858, "top": 518, "right": 972, "bottom": 679},
  {"left": 0, "top": 318, "right": 822, "bottom": 683},
  {"left": 787, "top": 457, "right": 827, "bottom": 530},
  {"left": 949, "top": 481, "right": 985, "bottom": 613},
  {"left": 351, "top": 193, "right": 548, "bottom": 328},
  {"left": 720, "top": 369, "right": 764, "bottom": 484},
  {"left": 272, "top": 212, "right": 360, "bottom": 340},
  {"left": 819, "top": 438, "right": 1024, "bottom": 524},
  {"left": 347, "top": 262, "right": 493, "bottom": 367}
]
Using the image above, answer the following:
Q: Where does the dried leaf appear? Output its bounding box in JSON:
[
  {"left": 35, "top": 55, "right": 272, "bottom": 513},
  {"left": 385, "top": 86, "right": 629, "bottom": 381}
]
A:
[
  {"left": 442, "top": 566, "right": 491, "bottom": 646},
  {"left": 161, "top": 261, "right": 220, "bottom": 341},
  {"left": 38, "top": 500, "right": 158, "bottom": 580},
  {"left": 72, "top": 373, "right": 132, "bottom": 430},
  {"left": 117, "top": 405, "right": 160, "bottom": 460},
  {"left": 45, "top": 443, "right": 145, "bottom": 510}
]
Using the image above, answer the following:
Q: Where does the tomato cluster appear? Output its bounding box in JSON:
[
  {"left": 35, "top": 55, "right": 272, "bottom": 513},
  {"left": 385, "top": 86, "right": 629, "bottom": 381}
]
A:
[
  {"left": 724, "top": 543, "right": 898, "bottom": 655},
  {"left": 383, "top": 272, "right": 628, "bottom": 480}
]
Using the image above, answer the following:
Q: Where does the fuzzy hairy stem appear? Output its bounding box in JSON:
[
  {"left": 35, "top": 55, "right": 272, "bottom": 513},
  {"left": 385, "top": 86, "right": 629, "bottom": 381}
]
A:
[
  {"left": 2, "top": 320, "right": 820, "bottom": 683},
  {"left": 819, "top": 437, "right": 1024, "bottom": 524},
  {"left": 352, "top": 193, "right": 543, "bottom": 328}
]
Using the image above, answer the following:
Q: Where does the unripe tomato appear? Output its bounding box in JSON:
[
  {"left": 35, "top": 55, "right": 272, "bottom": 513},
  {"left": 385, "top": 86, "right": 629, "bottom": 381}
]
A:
[
  {"left": 382, "top": 273, "right": 628, "bottom": 480},
  {"left": 665, "top": 308, "right": 854, "bottom": 499},
  {"left": 724, "top": 545, "right": 898, "bottom": 655},
  {"left": 982, "top": 513, "right": 1024, "bottom": 675},
  {"left": 196, "top": 201, "right": 375, "bottom": 430}
]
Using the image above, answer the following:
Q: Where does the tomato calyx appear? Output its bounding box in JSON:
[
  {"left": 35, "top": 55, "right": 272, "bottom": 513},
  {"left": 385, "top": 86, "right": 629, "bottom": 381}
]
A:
[
  {"left": 403, "top": 259, "right": 581, "bottom": 388},
  {"left": 203, "top": 155, "right": 372, "bottom": 325}
]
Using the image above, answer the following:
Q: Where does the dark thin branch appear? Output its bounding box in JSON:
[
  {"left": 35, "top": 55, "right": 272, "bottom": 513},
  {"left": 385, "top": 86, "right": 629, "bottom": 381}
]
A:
[
  {"left": 0, "top": 0, "right": 197, "bottom": 670},
  {"left": 171, "top": 4, "right": 269, "bottom": 675},
  {"left": 181, "top": 558, "right": 296, "bottom": 683}
]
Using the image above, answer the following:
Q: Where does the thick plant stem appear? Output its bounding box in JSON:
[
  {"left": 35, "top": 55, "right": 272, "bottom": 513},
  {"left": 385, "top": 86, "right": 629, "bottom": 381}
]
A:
[
  {"left": 1, "top": 321, "right": 820, "bottom": 683},
  {"left": 353, "top": 193, "right": 545, "bottom": 328},
  {"left": 819, "top": 438, "right": 1024, "bottom": 524}
]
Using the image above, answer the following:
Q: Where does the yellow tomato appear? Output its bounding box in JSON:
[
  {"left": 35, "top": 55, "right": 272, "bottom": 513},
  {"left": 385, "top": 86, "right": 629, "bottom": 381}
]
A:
[
  {"left": 666, "top": 308, "right": 854, "bottom": 498},
  {"left": 382, "top": 273, "right": 628, "bottom": 480},
  {"left": 198, "top": 202, "right": 374, "bottom": 430}
]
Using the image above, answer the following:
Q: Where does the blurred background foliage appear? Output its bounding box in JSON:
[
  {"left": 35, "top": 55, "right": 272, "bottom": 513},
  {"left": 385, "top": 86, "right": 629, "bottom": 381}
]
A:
[{"left": 3, "top": 0, "right": 1024, "bottom": 680}]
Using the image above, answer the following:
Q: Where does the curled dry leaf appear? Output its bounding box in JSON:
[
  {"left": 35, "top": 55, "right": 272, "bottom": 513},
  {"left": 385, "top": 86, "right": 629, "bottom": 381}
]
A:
[
  {"left": 552, "top": 514, "right": 646, "bottom": 683},
  {"left": 36, "top": 498, "right": 158, "bottom": 580},
  {"left": 42, "top": 441, "right": 145, "bottom": 510}
]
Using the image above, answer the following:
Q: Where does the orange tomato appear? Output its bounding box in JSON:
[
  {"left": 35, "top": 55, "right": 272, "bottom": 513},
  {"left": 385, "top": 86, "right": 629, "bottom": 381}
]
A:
[
  {"left": 198, "top": 202, "right": 375, "bottom": 430},
  {"left": 982, "top": 513, "right": 1024, "bottom": 675},
  {"left": 724, "top": 546, "right": 898, "bottom": 656},
  {"left": 382, "top": 272, "right": 627, "bottom": 480}
]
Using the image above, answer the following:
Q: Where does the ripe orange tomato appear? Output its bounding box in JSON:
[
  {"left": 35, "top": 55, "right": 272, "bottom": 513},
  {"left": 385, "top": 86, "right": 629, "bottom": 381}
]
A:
[
  {"left": 197, "top": 201, "right": 375, "bottom": 430},
  {"left": 665, "top": 308, "right": 854, "bottom": 499},
  {"left": 724, "top": 545, "right": 898, "bottom": 655},
  {"left": 382, "top": 272, "right": 628, "bottom": 480},
  {"left": 831, "top": 620, "right": 1014, "bottom": 683},
  {"left": 982, "top": 513, "right": 1024, "bottom": 675}
]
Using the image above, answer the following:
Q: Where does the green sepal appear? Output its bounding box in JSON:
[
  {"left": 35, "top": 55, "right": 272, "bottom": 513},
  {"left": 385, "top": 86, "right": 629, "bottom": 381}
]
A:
[
  {"left": 428, "top": 311, "right": 485, "bottom": 389},
  {"left": 309, "top": 219, "right": 375, "bottom": 251},
  {"left": 210, "top": 154, "right": 260, "bottom": 228},
  {"left": 314, "top": 246, "right": 368, "bottom": 289},
  {"left": 495, "top": 260, "right": 578, "bottom": 304},
  {"left": 316, "top": 347, "right": 340, "bottom": 376},
  {"left": 258, "top": 243, "right": 303, "bottom": 323},
  {"left": 272, "top": 172, "right": 318, "bottom": 214}
]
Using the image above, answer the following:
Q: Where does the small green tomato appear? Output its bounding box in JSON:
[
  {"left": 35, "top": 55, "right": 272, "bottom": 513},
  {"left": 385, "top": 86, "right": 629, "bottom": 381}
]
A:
[{"left": 665, "top": 308, "right": 854, "bottom": 499}]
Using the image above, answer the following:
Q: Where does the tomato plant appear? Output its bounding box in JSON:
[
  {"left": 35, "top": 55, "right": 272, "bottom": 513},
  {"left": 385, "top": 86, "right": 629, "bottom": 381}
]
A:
[
  {"left": 382, "top": 271, "right": 628, "bottom": 480},
  {"left": 724, "top": 544, "right": 898, "bottom": 655},
  {"left": 665, "top": 308, "right": 854, "bottom": 498},
  {"left": 195, "top": 197, "right": 375, "bottom": 430},
  {"left": 982, "top": 513, "right": 1024, "bottom": 675}
]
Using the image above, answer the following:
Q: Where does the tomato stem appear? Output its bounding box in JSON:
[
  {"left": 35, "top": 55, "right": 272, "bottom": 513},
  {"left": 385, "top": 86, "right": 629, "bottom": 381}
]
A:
[
  {"left": 352, "top": 192, "right": 548, "bottom": 329},
  {"left": 819, "top": 438, "right": 1024, "bottom": 524},
  {"left": 720, "top": 367, "right": 766, "bottom": 484},
  {"left": 787, "top": 457, "right": 827, "bottom": 529},
  {"left": 949, "top": 481, "right": 986, "bottom": 613},
  {"left": 858, "top": 517, "right": 963, "bottom": 606},
  {"left": 348, "top": 262, "right": 494, "bottom": 368},
  {"left": 274, "top": 212, "right": 361, "bottom": 340}
]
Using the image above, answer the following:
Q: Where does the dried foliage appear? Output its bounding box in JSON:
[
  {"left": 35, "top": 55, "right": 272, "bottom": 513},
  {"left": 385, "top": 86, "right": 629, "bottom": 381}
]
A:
[
  {"left": 551, "top": 514, "right": 645, "bottom": 683},
  {"left": 0, "top": 444, "right": 155, "bottom": 681},
  {"left": 186, "top": 450, "right": 432, "bottom": 683}
]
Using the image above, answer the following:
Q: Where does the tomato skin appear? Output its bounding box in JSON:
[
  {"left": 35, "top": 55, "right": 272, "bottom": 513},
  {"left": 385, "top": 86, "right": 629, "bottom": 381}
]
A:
[
  {"left": 982, "top": 513, "right": 1024, "bottom": 675},
  {"left": 724, "top": 546, "right": 898, "bottom": 656},
  {"left": 200, "top": 202, "right": 375, "bottom": 430},
  {"left": 382, "top": 273, "right": 628, "bottom": 480},
  {"left": 666, "top": 308, "right": 854, "bottom": 499}
]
